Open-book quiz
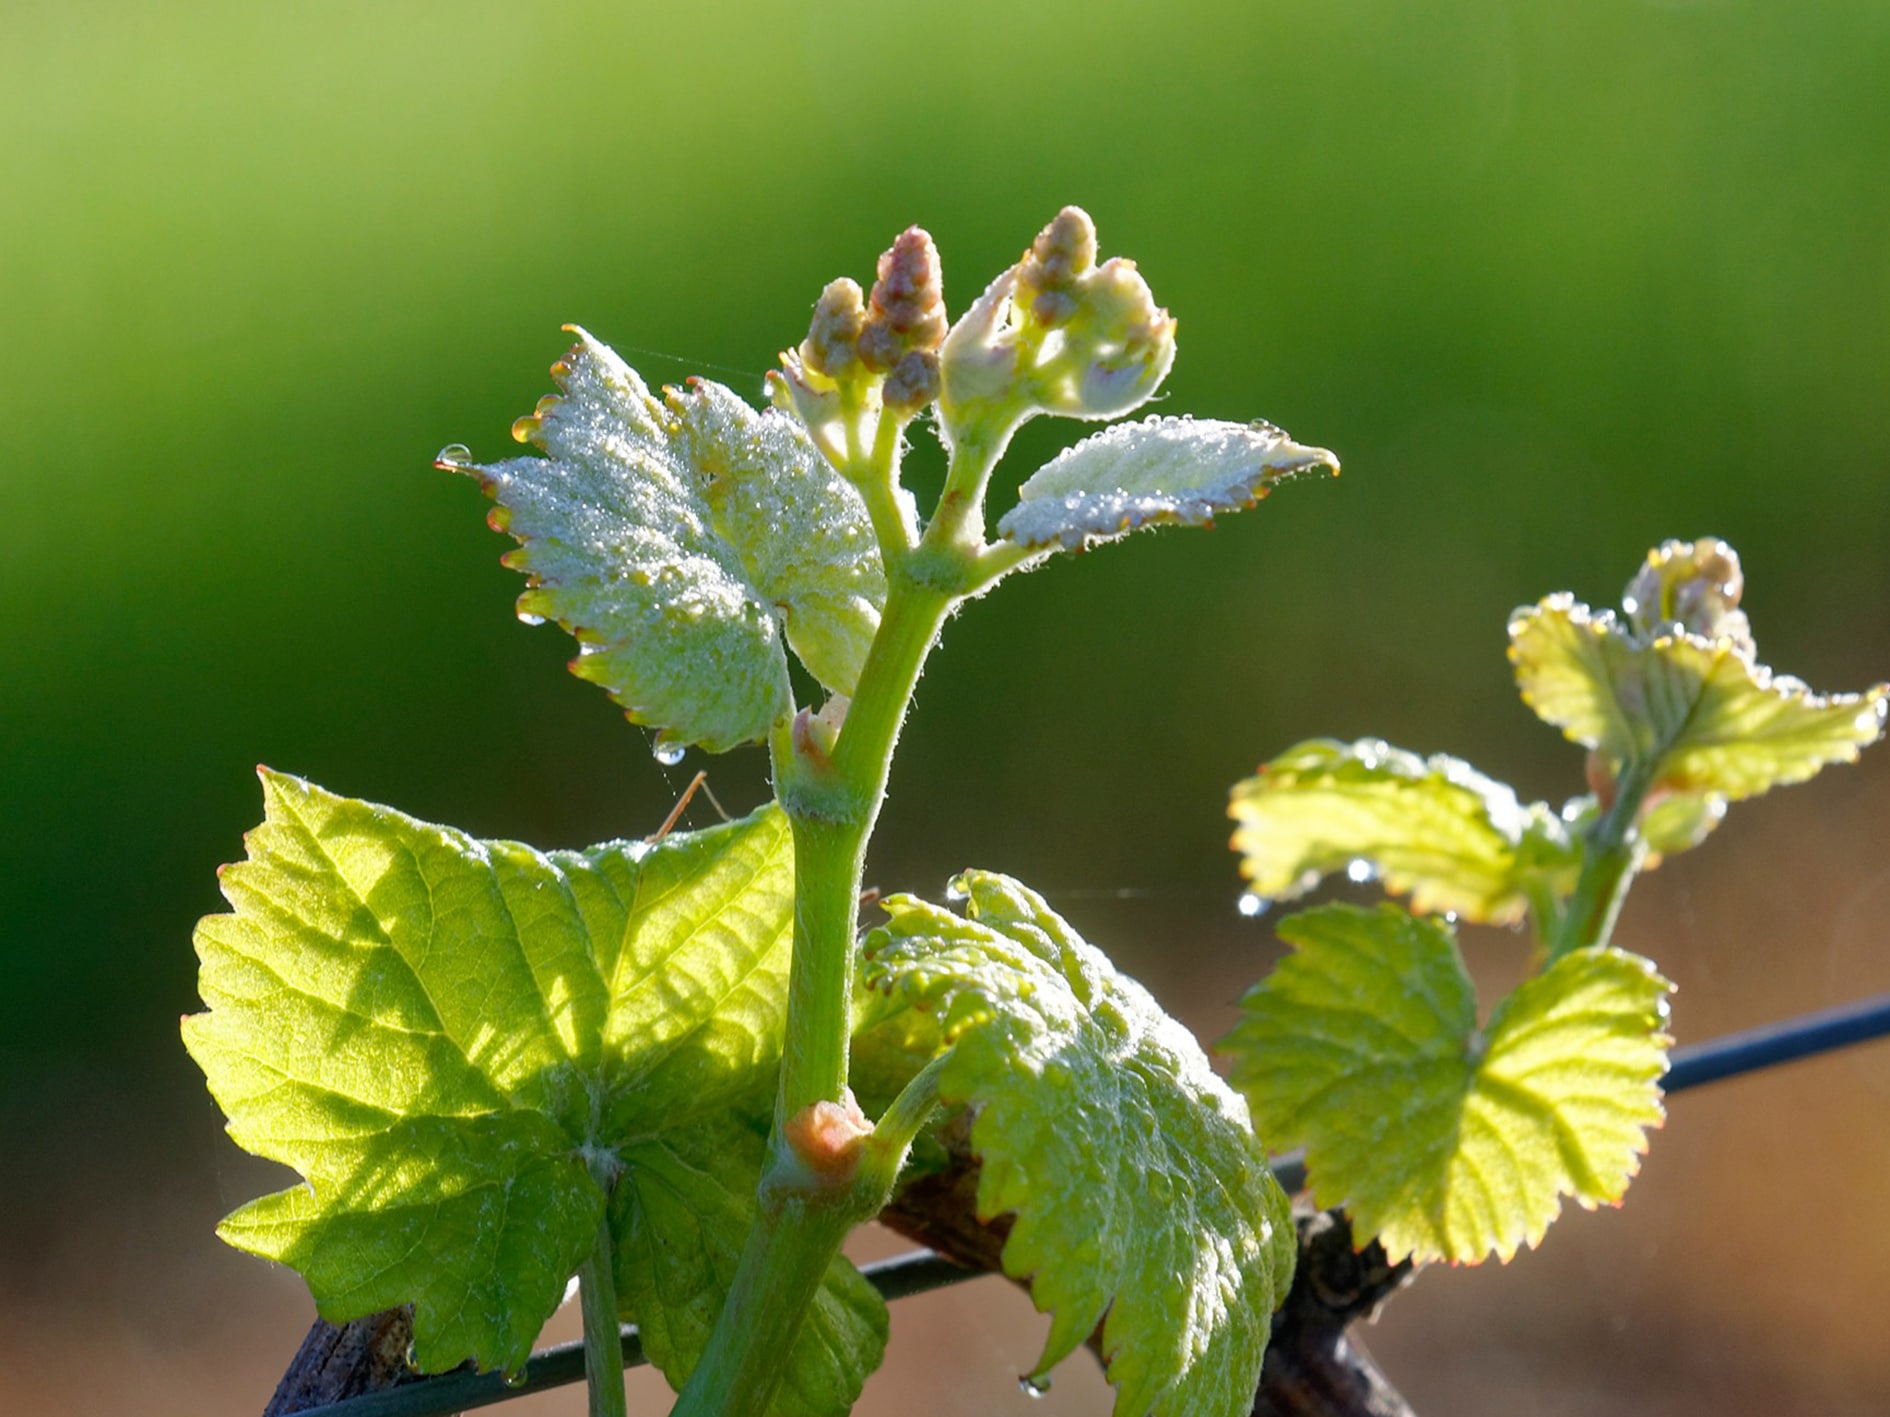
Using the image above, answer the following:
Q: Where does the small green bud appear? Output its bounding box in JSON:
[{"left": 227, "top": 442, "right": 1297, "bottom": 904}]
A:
[{"left": 1623, "top": 537, "right": 1750, "bottom": 647}]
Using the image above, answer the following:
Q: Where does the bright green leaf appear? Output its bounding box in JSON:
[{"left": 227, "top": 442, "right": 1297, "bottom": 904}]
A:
[
  {"left": 447, "top": 328, "right": 884, "bottom": 751},
  {"left": 996, "top": 415, "right": 1338, "bottom": 552},
  {"left": 863, "top": 872, "right": 1294, "bottom": 1417},
  {"left": 1227, "top": 738, "right": 1578, "bottom": 925},
  {"left": 184, "top": 772, "right": 885, "bottom": 1410},
  {"left": 1510, "top": 583, "right": 1887, "bottom": 803},
  {"left": 1223, "top": 904, "right": 1672, "bottom": 1265}
]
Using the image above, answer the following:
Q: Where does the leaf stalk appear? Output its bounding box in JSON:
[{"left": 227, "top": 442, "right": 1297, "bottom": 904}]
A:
[{"left": 1548, "top": 756, "right": 1657, "bottom": 960}]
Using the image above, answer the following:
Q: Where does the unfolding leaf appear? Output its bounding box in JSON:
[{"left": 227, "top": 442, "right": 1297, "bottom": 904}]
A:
[
  {"left": 1223, "top": 904, "right": 1671, "bottom": 1265},
  {"left": 1228, "top": 738, "right": 1578, "bottom": 925},
  {"left": 996, "top": 416, "right": 1337, "bottom": 552},
  {"left": 863, "top": 872, "right": 1294, "bottom": 1417},
  {"left": 1510, "top": 575, "right": 1886, "bottom": 802},
  {"left": 447, "top": 328, "right": 885, "bottom": 751},
  {"left": 185, "top": 773, "right": 884, "bottom": 1410}
]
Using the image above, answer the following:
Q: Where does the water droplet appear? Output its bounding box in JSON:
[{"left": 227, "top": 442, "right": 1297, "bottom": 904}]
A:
[
  {"left": 436, "top": 443, "right": 473, "bottom": 468},
  {"left": 1442, "top": 911, "right": 1460, "bottom": 926},
  {"left": 402, "top": 1342, "right": 422, "bottom": 1374},
  {"left": 1237, "top": 892, "right": 1270, "bottom": 918},
  {"left": 1018, "top": 1374, "right": 1052, "bottom": 1399},
  {"left": 516, "top": 609, "right": 546, "bottom": 627},
  {"left": 653, "top": 740, "right": 686, "bottom": 767},
  {"left": 1345, "top": 858, "right": 1378, "bottom": 884},
  {"left": 501, "top": 1367, "right": 530, "bottom": 1389},
  {"left": 944, "top": 878, "right": 969, "bottom": 902}
]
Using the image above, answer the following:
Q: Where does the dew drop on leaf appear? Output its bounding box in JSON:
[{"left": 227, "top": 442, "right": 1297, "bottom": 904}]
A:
[
  {"left": 1238, "top": 892, "right": 1271, "bottom": 918},
  {"left": 652, "top": 740, "right": 687, "bottom": 767},
  {"left": 516, "top": 609, "right": 547, "bottom": 627},
  {"left": 436, "top": 443, "right": 473, "bottom": 468},
  {"left": 1345, "top": 857, "right": 1379, "bottom": 884},
  {"left": 1018, "top": 1374, "right": 1052, "bottom": 1399},
  {"left": 501, "top": 1367, "right": 530, "bottom": 1389}
]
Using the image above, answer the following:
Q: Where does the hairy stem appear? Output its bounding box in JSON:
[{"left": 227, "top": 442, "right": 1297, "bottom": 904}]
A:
[
  {"left": 776, "top": 580, "right": 954, "bottom": 1116},
  {"left": 677, "top": 432, "right": 984, "bottom": 1417}
]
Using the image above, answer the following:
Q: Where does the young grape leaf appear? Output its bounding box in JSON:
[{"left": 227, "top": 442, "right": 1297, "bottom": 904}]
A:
[
  {"left": 1510, "top": 559, "right": 1887, "bottom": 802},
  {"left": 1228, "top": 738, "right": 1578, "bottom": 925},
  {"left": 184, "top": 772, "right": 885, "bottom": 1410},
  {"left": 1223, "top": 903, "right": 1671, "bottom": 1265},
  {"left": 863, "top": 872, "right": 1295, "bottom": 1417},
  {"left": 996, "top": 415, "right": 1338, "bottom": 552},
  {"left": 446, "top": 328, "right": 885, "bottom": 752}
]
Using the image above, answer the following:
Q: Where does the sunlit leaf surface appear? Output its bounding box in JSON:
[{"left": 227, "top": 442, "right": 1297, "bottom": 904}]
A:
[
  {"left": 864, "top": 871, "right": 1294, "bottom": 1417},
  {"left": 185, "top": 774, "right": 884, "bottom": 1409},
  {"left": 448, "top": 329, "right": 884, "bottom": 751},
  {"left": 1224, "top": 904, "right": 1671, "bottom": 1265},
  {"left": 1228, "top": 738, "right": 1578, "bottom": 925}
]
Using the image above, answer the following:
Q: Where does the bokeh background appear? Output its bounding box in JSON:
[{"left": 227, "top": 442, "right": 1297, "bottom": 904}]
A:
[{"left": 5, "top": 1, "right": 1889, "bottom": 1412}]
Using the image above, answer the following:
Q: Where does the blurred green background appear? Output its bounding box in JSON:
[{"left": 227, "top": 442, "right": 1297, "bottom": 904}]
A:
[{"left": 5, "top": 1, "right": 1889, "bottom": 1413}]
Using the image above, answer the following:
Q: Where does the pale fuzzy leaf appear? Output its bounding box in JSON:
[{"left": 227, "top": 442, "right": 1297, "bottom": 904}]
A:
[
  {"left": 1510, "top": 595, "right": 1888, "bottom": 800},
  {"left": 864, "top": 872, "right": 1294, "bottom": 1417},
  {"left": 1224, "top": 904, "right": 1672, "bottom": 1265},
  {"left": 452, "top": 329, "right": 884, "bottom": 751},
  {"left": 1228, "top": 738, "right": 1578, "bottom": 925},
  {"left": 671, "top": 378, "right": 885, "bottom": 696},
  {"left": 997, "top": 415, "right": 1337, "bottom": 551},
  {"left": 185, "top": 775, "right": 885, "bottom": 1406}
]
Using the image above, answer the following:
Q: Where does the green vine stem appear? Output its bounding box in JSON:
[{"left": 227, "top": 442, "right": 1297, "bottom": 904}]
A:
[
  {"left": 578, "top": 1158, "right": 628, "bottom": 1417},
  {"left": 1547, "top": 756, "right": 1658, "bottom": 961},
  {"left": 577, "top": 1218, "right": 628, "bottom": 1417},
  {"left": 672, "top": 425, "right": 992, "bottom": 1417}
]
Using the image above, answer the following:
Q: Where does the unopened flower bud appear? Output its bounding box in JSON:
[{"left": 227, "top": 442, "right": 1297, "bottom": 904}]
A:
[
  {"left": 937, "top": 206, "right": 1178, "bottom": 448},
  {"left": 800, "top": 278, "right": 867, "bottom": 377},
  {"left": 1018, "top": 207, "right": 1099, "bottom": 321},
  {"left": 882, "top": 348, "right": 941, "bottom": 413},
  {"left": 860, "top": 226, "right": 946, "bottom": 373}
]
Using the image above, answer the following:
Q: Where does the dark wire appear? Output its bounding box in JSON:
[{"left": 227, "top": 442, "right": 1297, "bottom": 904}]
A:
[
  {"left": 283, "top": 988, "right": 1890, "bottom": 1417},
  {"left": 1664, "top": 989, "right": 1890, "bottom": 1093}
]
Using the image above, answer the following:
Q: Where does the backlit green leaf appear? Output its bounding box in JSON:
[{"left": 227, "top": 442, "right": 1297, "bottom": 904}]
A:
[
  {"left": 1509, "top": 544, "right": 1887, "bottom": 801},
  {"left": 863, "top": 872, "right": 1294, "bottom": 1417},
  {"left": 184, "top": 772, "right": 884, "bottom": 1410},
  {"left": 996, "top": 415, "right": 1337, "bottom": 552},
  {"left": 1228, "top": 738, "right": 1578, "bottom": 925},
  {"left": 1224, "top": 904, "right": 1671, "bottom": 1265},
  {"left": 447, "top": 329, "right": 884, "bottom": 751}
]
